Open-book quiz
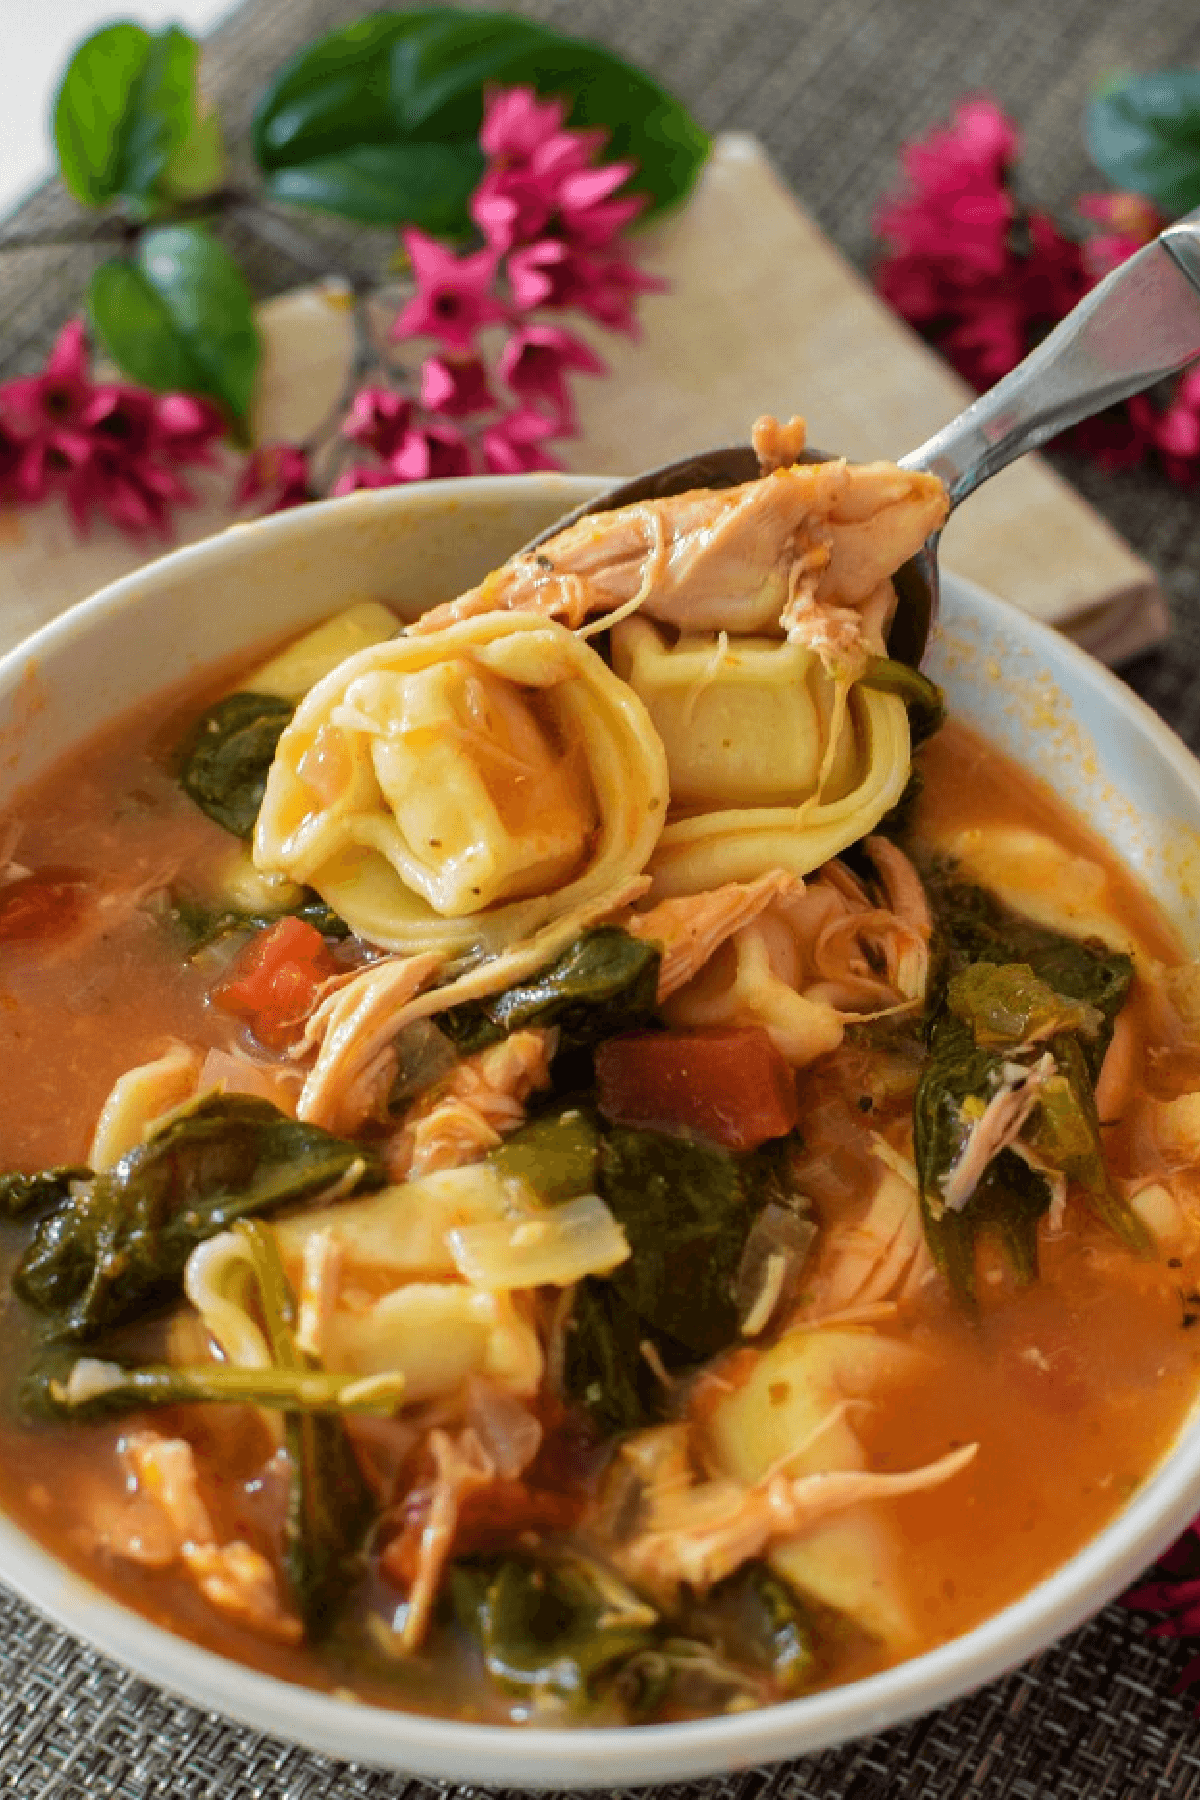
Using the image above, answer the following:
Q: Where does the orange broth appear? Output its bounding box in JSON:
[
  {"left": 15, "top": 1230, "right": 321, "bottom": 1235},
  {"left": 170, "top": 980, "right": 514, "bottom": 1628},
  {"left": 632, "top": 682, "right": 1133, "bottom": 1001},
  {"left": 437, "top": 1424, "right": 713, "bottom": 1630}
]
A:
[{"left": 0, "top": 674, "right": 1197, "bottom": 1715}]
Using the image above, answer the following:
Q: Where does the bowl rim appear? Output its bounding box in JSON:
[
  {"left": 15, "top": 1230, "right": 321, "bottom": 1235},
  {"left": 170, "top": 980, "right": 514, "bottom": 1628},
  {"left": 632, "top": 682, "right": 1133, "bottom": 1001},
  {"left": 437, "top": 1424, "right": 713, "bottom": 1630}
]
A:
[{"left": 0, "top": 473, "right": 1198, "bottom": 1785}]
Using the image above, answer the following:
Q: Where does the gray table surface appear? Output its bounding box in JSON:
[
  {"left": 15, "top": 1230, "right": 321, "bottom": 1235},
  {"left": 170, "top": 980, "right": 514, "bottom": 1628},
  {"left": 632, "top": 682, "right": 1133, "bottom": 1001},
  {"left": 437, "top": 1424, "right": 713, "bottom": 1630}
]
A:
[{"left": 4, "top": 2, "right": 1200, "bottom": 1794}]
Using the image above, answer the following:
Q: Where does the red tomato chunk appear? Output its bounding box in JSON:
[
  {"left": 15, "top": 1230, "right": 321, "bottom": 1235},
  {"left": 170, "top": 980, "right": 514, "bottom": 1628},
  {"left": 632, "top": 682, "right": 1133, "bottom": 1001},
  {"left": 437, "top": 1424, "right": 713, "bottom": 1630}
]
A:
[
  {"left": 0, "top": 870, "right": 89, "bottom": 943},
  {"left": 212, "top": 916, "right": 340, "bottom": 1050},
  {"left": 594, "top": 1027, "right": 799, "bottom": 1151}
]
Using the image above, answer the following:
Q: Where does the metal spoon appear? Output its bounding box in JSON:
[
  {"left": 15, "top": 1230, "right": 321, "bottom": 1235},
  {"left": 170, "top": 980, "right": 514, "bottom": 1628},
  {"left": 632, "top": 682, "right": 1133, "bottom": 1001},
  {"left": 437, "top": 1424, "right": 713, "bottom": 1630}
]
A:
[{"left": 527, "top": 208, "right": 1200, "bottom": 667}]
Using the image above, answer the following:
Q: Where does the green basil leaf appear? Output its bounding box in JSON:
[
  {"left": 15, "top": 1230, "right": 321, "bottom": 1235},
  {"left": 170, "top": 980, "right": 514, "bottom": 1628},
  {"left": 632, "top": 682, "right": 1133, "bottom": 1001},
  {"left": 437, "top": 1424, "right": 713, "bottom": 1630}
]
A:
[
  {"left": 118, "top": 26, "right": 200, "bottom": 216},
  {"left": 395, "top": 19, "right": 711, "bottom": 218},
  {"left": 53, "top": 23, "right": 152, "bottom": 208},
  {"left": 1086, "top": 70, "right": 1200, "bottom": 214},
  {"left": 86, "top": 224, "right": 260, "bottom": 426},
  {"left": 252, "top": 7, "right": 708, "bottom": 232},
  {"left": 252, "top": 11, "right": 446, "bottom": 169},
  {"left": 265, "top": 140, "right": 484, "bottom": 231}
]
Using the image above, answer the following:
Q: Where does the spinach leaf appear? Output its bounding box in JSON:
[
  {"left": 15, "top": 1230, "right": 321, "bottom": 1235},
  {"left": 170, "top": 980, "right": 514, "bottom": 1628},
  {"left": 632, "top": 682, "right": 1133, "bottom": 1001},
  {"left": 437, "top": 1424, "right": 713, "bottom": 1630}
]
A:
[
  {"left": 439, "top": 928, "right": 660, "bottom": 1056},
  {"left": 946, "top": 962, "right": 1103, "bottom": 1049},
  {"left": 675, "top": 1562, "right": 818, "bottom": 1696},
  {"left": 87, "top": 225, "right": 260, "bottom": 431},
  {"left": 488, "top": 1104, "right": 602, "bottom": 1205},
  {"left": 450, "top": 1550, "right": 658, "bottom": 1710},
  {"left": 564, "top": 1128, "right": 797, "bottom": 1431},
  {"left": 178, "top": 691, "right": 295, "bottom": 839},
  {"left": 914, "top": 880, "right": 1145, "bottom": 1301},
  {"left": 232, "top": 1223, "right": 376, "bottom": 1641},
  {"left": 1087, "top": 70, "right": 1200, "bottom": 215},
  {"left": 28, "top": 1354, "right": 406, "bottom": 1422},
  {"left": 13, "top": 1094, "right": 384, "bottom": 1341},
  {"left": 252, "top": 9, "right": 708, "bottom": 232},
  {"left": 169, "top": 885, "right": 349, "bottom": 951},
  {"left": 861, "top": 656, "right": 945, "bottom": 748},
  {"left": 562, "top": 1275, "right": 660, "bottom": 1438},
  {"left": 0, "top": 1167, "right": 91, "bottom": 1219},
  {"left": 926, "top": 874, "right": 1133, "bottom": 1075}
]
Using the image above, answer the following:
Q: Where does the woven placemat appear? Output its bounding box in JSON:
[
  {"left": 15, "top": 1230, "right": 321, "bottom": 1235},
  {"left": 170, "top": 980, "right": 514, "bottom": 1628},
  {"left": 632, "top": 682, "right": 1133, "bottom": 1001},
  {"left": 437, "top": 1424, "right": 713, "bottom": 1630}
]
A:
[{"left": 4, "top": 2, "right": 1200, "bottom": 1794}]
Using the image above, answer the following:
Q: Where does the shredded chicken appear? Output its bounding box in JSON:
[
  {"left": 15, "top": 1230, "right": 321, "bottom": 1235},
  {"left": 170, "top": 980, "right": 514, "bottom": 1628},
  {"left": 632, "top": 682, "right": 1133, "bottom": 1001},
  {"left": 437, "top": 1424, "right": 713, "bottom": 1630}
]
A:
[
  {"left": 663, "top": 843, "right": 930, "bottom": 1065},
  {"left": 620, "top": 870, "right": 804, "bottom": 1001},
  {"left": 939, "top": 1053, "right": 1057, "bottom": 1215},
  {"left": 389, "top": 1028, "right": 556, "bottom": 1179},
  {"left": 296, "top": 878, "right": 648, "bottom": 1133},
  {"left": 408, "top": 444, "right": 947, "bottom": 677},
  {"left": 400, "top": 1427, "right": 494, "bottom": 1651},
  {"left": 181, "top": 1540, "right": 303, "bottom": 1645},
  {"left": 751, "top": 412, "right": 810, "bottom": 473},
  {"left": 804, "top": 1142, "right": 934, "bottom": 1317},
  {"left": 296, "top": 951, "right": 445, "bottom": 1130},
  {"left": 610, "top": 1439, "right": 977, "bottom": 1600},
  {"left": 122, "top": 1431, "right": 302, "bottom": 1644}
]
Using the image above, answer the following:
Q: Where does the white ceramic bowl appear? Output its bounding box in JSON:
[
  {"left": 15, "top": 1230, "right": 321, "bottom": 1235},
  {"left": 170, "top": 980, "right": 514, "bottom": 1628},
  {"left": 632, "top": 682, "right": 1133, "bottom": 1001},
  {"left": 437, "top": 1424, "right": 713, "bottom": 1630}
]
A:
[{"left": 1, "top": 474, "right": 1198, "bottom": 1786}]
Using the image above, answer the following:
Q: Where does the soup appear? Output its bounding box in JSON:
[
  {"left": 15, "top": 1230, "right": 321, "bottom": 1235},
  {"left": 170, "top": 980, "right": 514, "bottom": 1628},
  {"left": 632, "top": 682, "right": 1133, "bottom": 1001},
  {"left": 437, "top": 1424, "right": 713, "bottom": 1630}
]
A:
[{"left": 0, "top": 422, "right": 1198, "bottom": 1726}]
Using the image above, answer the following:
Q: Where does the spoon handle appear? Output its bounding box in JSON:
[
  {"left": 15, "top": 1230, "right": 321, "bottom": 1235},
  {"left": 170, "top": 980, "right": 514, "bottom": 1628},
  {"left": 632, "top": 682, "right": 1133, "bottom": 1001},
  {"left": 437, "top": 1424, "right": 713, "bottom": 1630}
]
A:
[{"left": 898, "top": 209, "right": 1200, "bottom": 508}]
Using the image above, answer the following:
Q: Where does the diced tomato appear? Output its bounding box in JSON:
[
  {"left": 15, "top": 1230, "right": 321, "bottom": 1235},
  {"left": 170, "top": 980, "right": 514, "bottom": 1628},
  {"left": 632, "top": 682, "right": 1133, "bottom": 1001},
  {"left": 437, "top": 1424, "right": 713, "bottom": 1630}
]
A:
[
  {"left": 0, "top": 870, "right": 88, "bottom": 944},
  {"left": 212, "top": 915, "right": 340, "bottom": 1049},
  {"left": 594, "top": 1027, "right": 799, "bottom": 1151}
]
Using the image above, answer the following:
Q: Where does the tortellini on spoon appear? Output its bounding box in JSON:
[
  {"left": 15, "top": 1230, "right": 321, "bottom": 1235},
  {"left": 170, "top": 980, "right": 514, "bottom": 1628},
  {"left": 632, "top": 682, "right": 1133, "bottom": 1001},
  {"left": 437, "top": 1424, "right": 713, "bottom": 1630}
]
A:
[
  {"left": 612, "top": 616, "right": 911, "bottom": 896},
  {"left": 253, "top": 612, "right": 669, "bottom": 958}
]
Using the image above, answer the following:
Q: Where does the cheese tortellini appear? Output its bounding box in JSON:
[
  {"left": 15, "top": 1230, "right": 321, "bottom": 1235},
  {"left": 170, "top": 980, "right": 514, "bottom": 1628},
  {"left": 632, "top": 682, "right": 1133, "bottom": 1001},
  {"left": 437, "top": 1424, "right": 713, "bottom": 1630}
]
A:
[
  {"left": 612, "top": 616, "right": 911, "bottom": 898},
  {"left": 253, "top": 612, "right": 669, "bottom": 957}
]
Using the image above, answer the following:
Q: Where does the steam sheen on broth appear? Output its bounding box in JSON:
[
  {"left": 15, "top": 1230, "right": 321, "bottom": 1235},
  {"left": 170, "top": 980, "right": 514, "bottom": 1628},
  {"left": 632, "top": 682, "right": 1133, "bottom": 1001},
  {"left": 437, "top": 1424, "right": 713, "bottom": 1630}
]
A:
[{"left": 0, "top": 422, "right": 1198, "bottom": 1726}]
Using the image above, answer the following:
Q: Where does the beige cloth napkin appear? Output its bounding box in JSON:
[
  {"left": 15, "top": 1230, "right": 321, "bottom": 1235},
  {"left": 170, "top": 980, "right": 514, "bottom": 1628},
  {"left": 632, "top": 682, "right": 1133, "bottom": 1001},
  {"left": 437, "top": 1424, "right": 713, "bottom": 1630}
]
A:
[{"left": 0, "top": 132, "right": 1163, "bottom": 663}]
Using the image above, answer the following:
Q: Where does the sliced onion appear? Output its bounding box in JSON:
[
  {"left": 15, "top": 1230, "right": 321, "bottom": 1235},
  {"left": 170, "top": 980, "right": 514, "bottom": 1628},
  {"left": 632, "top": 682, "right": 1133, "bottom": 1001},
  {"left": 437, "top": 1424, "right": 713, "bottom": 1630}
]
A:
[
  {"left": 736, "top": 1202, "right": 817, "bottom": 1336},
  {"left": 465, "top": 1375, "right": 543, "bottom": 1479},
  {"left": 446, "top": 1194, "right": 630, "bottom": 1289}
]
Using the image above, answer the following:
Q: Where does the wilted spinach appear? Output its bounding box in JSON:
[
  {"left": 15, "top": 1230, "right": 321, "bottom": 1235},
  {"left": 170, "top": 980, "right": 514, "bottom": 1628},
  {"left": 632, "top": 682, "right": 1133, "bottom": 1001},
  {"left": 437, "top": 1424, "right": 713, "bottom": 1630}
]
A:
[
  {"left": 0, "top": 1167, "right": 91, "bottom": 1219},
  {"left": 861, "top": 655, "right": 946, "bottom": 748},
  {"left": 451, "top": 1550, "right": 658, "bottom": 1711},
  {"left": 13, "top": 1093, "right": 385, "bottom": 1341},
  {"left": 564, "top": 1127, "right": 802, "bottom": 1433},
  {"left": 914, "top": 878, "right": 1145, "bottom": 1302},
  {"left": 169, "top": 885, "right": 349, "bottom": 952},
  {"left": 178, "top": 691, "right": 295, "bottom": 839},
  {"left": 438, "top": 928, "right": 660, "bottom": 1057}
]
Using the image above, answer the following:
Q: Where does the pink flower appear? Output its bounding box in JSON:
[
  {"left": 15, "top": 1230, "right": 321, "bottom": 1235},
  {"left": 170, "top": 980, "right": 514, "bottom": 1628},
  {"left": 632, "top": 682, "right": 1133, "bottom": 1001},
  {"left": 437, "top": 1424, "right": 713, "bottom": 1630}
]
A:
[
  {"left": 498, "top": 325, "right": 606, "bottom": 432},
  {"left": 390, "top": 421, "right": 472, "bottom": 482},
  {"left": 392, "top": 230, "right": 506, "bottom": 350},
  {"left": 1124, "top": 1519, "right": 1200, "bottom": 1699},
  {"left": 419, "top": 354, "right": 494, "bottom": 418},
  {"left": 507, "top": 240, "right": 665, "bottom": 335},
  {"left": 235, "top": 443, "right": 311, "bottom": 513},
  {"left": 876, "top": 96, "right": 1018, "bottom": 277},
  {"left": 873, "top": 101, "right": 1089, "bottom": 393},
  {"left": 331, "top": 423, "right": 472, "bottom": 495},
  {"left": 471, "top": 85, "right": 641, "bottom": 256},
  {"left": 1124, "top": 365, "right": 1200, "bottom": 485},
  {"left": 0, "top": 318, "right": 227, "bottom": 536},
  {"left": 479, "top": 86, "right": 570, "bottom": 163},
  {"left": 330, "top": 463, "right": 397, "bottom": 497},
  {"left": 342, "top": 388, "right": 414, "bottom": 458},
  {"left": 553, "top": 160, "right": 645, "bottom": 250},
  {"left": 481, "top": 407, "right": 561, "bottom": 474}
]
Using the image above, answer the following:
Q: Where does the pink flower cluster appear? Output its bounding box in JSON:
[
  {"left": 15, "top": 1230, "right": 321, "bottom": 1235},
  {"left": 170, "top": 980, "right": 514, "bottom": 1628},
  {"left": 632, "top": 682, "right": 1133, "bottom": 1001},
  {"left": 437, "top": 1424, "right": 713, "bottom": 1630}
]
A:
[
  {"left": 0, "top": 320, "right": 224, "bottom": 536},
  {"left": 874, "top": 97, "right": 1200, "bottom": 484},
  {"left": 328, "top": 85, "right": 664, "bottom": 497},
  {"left": 874, "top": 98, "right": 1089, "bottom": 392},
  {"left": 1124, "top": 1521, "right": 1200, "bottom": 1698}
]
